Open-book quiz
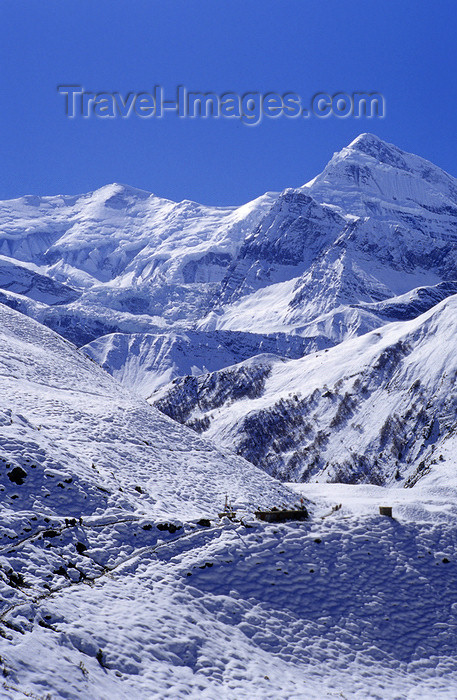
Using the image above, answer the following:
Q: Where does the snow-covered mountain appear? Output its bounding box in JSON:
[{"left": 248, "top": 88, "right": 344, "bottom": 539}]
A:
[
  {"left": 82, "top": 330, "right": 331, "bottom": 396},
  {"left": 202, "top": 133, "right": 457, "bottom": 341},
  {"left": 0, "top": 184, "right": 276, "bottom": 344},
  {"left": 152, "top": 293, "right": 457, "bottom": 486},
  {"left": 2, "top": 133, "right": 457, "bottom": 489},
  {"left": 1, "top": 134, "right": 457, "bottom": 472},
  {"left": 1, "top": 134, "right": 457, "bottom": 354},
  {"left": 4, "top": 136, "right": 457, "bottom": 698}
]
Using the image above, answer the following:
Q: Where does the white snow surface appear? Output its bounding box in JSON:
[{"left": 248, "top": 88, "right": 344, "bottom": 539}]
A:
[
  {"left": 0, "top": 302, "right": 457, "bottom": 698},
  {"left": 3, "top": 471, "right": 457, "bottom": 698},
  {"left": 0, "top": 302, "right": 296, "bottom": 520}
]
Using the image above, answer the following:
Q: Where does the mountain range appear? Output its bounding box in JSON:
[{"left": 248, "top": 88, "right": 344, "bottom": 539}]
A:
[
  {"left": 1, "top": 133, "right": 456, "bottom": 487},
  {"left": 3, "top": 134, "right": 457, "bottom": 698}
]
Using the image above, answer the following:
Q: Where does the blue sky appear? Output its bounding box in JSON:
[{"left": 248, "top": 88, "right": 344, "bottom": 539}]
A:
[{"left": 1, "top": 0, "right": 457, "bottom": 205}]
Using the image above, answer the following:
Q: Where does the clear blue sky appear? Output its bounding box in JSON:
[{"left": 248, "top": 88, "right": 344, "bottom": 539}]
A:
[{"left": 1, "top": 0, "right": 457, "bottom": 205}]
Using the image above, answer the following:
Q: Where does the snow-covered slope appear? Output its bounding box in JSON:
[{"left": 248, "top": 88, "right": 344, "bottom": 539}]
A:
[
  {"left": 152, "top": 293, "right": 457, "bottom": 486},
  {"left": 82, "top": 330, "right": 332, "bottom": 396},
  {"left": 0, "top": 302, "right": 296, "bottom": 520},
  {"left": 6, "top": 300, "right": 457, "bottom": 698},
  {"left": 4, "top": 470, "right": 457, "bottom": 698}
]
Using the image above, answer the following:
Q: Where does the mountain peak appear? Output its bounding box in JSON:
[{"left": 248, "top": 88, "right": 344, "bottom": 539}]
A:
[
  {"left": 344, "top": 133, "right": 409, "bottom": 170},
  {"left": 302, "top": 133, "right": 457, "bottom": 214},
  {"left": 90, "top": 182, "right": 154, "bottom": 203},
  {"left": 348, "top": 132, "right": 388, "bottom": 150}
]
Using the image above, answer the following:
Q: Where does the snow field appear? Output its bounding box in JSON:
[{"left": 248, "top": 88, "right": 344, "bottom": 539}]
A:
[{"left": 3, "top": 505, "right": 457, "bottom": 698}]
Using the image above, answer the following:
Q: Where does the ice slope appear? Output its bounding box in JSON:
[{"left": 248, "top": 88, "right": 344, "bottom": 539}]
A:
[
  {"left": 152, "top": 293, "right": 457, "bottom": 485},
  {"left": 82, "top": 329, "right": 332, "bottom": 396}
]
